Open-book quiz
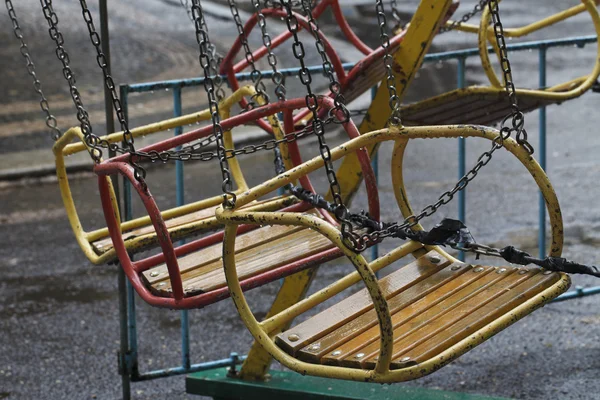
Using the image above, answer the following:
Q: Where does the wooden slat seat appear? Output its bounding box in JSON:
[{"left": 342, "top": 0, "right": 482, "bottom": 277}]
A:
[
  {"left": 276, "top": 252, "right": 565, "bottom": 373},
  {"left": 142, "top": 209, "right": 336, "bottom": 297},
  {"left": 400, "top": 86, "right": 577, "bottom": 126},
  {"left": 91, "top": 195, "right": 297, "bottom": 255}
]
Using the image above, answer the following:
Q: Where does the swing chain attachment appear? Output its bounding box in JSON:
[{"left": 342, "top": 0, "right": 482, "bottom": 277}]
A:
[
  {"left": 191, "top": 0, "right": 237, "bottom": 208},
  {"left": 488, "top": 0, "right": 534, "bottom": 154},
  {"left": 5, "top": 0, "right": 62, "bottom": 141},
  {"left": 440, "top": 0, "right": 490, "bottom": 34},
  {"left": 375, "top": 0, "right": 402, "bottom": 126}
]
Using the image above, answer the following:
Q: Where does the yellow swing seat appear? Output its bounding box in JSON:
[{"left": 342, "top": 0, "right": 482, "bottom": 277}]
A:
[
  {"left": 276, "top": 250, "right": 568, "bottom": 377},
  {"left": 54, "top": 85, "right": 297, "bottom": 264},
  {"left": 401, "top": 0, "right": 600, "bottom": 126},
  {"left": 217, "top": 124, "right": 570, "bottom": 383}
]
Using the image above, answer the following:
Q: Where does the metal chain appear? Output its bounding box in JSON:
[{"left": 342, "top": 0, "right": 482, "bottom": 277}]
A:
[
  {"left": 390, "top": 0, "right": 403, "bottom": 28},
  {"left": 375, "top": 0, "right": 402, "bottom": 126},
  {"left": 280, "top": 0, "right": 362, "bottom": 250},
  {"left": 439, "top": 0, "right": 489, "bottom": 34},
  {"left": 228, "top": 0, "right": 268, "bottom": 105},
  {"left": 348, "top": 0, "right": 535, "bottom": 248},
  {"left": 38, "top": 0, "right": 103, "bottom": 162},
  {"left": 252, "top": 0, "right": 287, "bottom": 101},
  {"left": 78, "top": 0, "right": 148, "bottom": 184},
  {"left": 5, "top": 0, "right": 62, "bottom": 141},
  {"left": 488, "top": 0, "right": 534, "bottom": 153},
  {"left": 300, "top": 0, "right": 350, "bottom": 123},
  {"left": 134, "top": 117, "right": 326, "bottom": 163},
  {"left": 191, "top": 0, "right": 236, "bottom": 208}
]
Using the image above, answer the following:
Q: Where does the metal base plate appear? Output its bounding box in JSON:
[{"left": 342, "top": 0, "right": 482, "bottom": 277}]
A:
[{"left": 186, "top": 367, "right": 510, "bottom": 400}]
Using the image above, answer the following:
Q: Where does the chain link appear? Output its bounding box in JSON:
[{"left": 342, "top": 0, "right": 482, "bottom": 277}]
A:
[
  {"left": 439, "top": 0, "right": 489, "bottom": 34},
  {"left": 252, "top": 0, "right": 287, "bottom": 101},
  {"left": 6, "top": 0, "right": 62, "bottom": 141},
  {"left": 488, "top": 0, "right": 534, "bottom": 153},
  {"left": 228, "top": 0, "right": 268, "bottom": 104},
  {"left": 375, "top": 0, "right": 402, "bottom": 126},
  {"left": 280, "top": 0, "right": 364, "bottom": 250},
  {"left": 78, "top": 0, "right": 149, "bottom": 184},
  {"left": 190, "top": 0, "right": 236, "bottom": 208},
  {"left": 347, "top": 0, "right": 535, "bottom": 249},
  {"left": 38, "top": 0, "right": 103, "bottom": 162}
]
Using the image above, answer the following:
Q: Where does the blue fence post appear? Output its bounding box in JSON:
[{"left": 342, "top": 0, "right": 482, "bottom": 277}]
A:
[
  {"left": 173, "top": 87, "right": 192, "bottom": 370},
  {"left": 457, "top": 56, "right": 466, "bottom": 261},
  {"left": 120, "top": 87, "right": 139, "bottom": 380},
  {"left": 538, "top": 47, "right": 547, "bottom": 258}
]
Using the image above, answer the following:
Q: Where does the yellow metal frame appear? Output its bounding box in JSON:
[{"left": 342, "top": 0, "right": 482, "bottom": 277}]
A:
[
  {"left": 333, "top": 0, "right": 454, "bottom": 205},
  {"left": 216, "top": 124, "right": 569, "bottom": 383},
  {"left": 53, "top": 85, "right": 294, "bottom": 264},
  {"left": 461, "top": 0, "right": 600, "bottom": 98}
]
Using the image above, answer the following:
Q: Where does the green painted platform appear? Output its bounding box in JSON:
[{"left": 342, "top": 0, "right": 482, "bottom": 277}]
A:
[{"left": 186, "top": 368, "right": 511, "bottom": 400}]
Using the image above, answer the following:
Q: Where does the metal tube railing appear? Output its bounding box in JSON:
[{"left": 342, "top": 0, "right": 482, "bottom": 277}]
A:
[{"left": 117, "top": 34, "right": 599, "bottom": 385}]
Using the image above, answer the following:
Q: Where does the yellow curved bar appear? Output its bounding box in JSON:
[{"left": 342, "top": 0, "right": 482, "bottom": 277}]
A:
[
  {"left": 216, "top": 124, "right": 566, "bottom": 382},
  {"left": 54, "top": 85, "right": 286, "bottom": 264},
  {"left": 478, "top": 0, "right": 600, "bottom": 96},
  {"left": 449, "top": 0, "right": 600, "bottom": 36}
]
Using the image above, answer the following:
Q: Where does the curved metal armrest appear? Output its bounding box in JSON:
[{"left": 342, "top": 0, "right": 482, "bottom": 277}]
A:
[{"left": 95, "top": 161, "right": 185, "bottom": 304}]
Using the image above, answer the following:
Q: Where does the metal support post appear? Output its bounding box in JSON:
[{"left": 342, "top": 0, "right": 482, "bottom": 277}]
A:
[
  {"left": 457, "top": 56, "right": 466, "bottom": 261},
  {"left": 538, "top": 47, "right": 547, "bottom": 258}
]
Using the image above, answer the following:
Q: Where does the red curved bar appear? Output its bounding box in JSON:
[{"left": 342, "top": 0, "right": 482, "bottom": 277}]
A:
[
  {"left": 220, "top": 7, "right": 347, "bottom": 133},
  {"left": 231, "top": 0, "right": 372, "bottom": 74}
]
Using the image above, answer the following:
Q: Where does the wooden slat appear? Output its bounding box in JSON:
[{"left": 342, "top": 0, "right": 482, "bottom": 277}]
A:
[
  {"left": 322, "top": 265, "right": 497, "bottom": 367},
  {"left": 402, "top": 89, "right": 559, "bottom": 126},
  {"left": 351, "top": 268, "right": 545, "bottom": 369},
  {"left": 390, "top": 270, "right": 559, "bottom": 368},
  {"left": 175, "top": 227, "right": 335, "bottom": 294},
  {"left": 275, "top": 252, "right": 452, "bottom": 356},
  {"left": 296, "top": 261, "right": 473, "bottom": 363},
  {"left": 143, "top": 209, "right": 337, "bottom": 295},
  {"left": 92, "top": 195, "right": 294, "bottom": 253},
  {"left": 143, "top": 224, "right": 306, "bottom": 285}
]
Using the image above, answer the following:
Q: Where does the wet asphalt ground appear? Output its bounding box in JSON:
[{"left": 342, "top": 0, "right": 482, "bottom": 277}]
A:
[{"left": 2, "top": 1, "right": 600, "bottom": 399}]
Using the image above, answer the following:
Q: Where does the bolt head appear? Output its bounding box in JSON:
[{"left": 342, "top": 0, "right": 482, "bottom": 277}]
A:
[
  {"left": 157, "top": 282, "right": 166, "bottom": 287},
  {"left": 543, "top": 270, "right": 553, "bottom": 275},
  {"left": 149, "top": 271, "right": 159, "bottom": 277},
  {"left": 331, "top": 350, "right": 342, "bottom": 356},
  {"left": 309, "top": 344, "right": 321, "bottom": 351},
  {"left": 400, "top": 356, "right": 411, "bottom": 362},
  {"left": 428, "top": 255, "right": 442, "bottom": 264},
  {"left": 519, "top": 269, "right": 529, "bottom": 275},
  {"left": 287, "top": 334, "right": 300, "bottom": 342},
  {"left": 355, "top": 353, "right": 365, "bottom": 359},
  {"left": 473, "top": 267, "right": 484, "bottom": 273},
  {"left": 497, "top": 268, "right": 507, "bottom": 274},
  {"left": 451, "top": 265, "right": 461, "bottom": 271}
]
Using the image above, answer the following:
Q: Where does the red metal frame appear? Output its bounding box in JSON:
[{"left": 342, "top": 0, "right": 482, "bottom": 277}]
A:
[
  {"left": 221, "top": 0, "right": 459, "bottom": 134},
  {"left": 95, "top": 97, "right": 379, "bottom": 309},
  {"left": 220, "top": 1, "right": 406, "bottom": 133}
]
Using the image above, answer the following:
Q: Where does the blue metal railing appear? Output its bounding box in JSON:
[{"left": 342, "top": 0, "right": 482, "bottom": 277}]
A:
[{"left": 117, "top": 34, "right": 598, "bottom": 391}]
